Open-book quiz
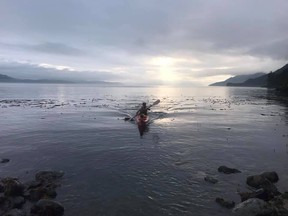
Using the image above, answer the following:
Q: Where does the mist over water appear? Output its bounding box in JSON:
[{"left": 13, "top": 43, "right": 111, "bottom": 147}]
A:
[{"left": 0, "top": 83, "right": 288, "bottom": 216}]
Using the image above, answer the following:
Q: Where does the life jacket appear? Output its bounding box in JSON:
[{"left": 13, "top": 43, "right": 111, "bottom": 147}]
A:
[{"left": 139, "top": 106, "right": 148, "bottom": 115}]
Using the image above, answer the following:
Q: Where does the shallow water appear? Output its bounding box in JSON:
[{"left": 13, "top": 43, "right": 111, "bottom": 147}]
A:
[{"left": 0, "top": 83, "right": 288, "bottom": 216}]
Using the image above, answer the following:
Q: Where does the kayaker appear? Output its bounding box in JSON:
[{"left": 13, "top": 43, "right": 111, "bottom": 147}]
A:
[{"left": 137, "top": 102, "right": 150, "bottom": 116}]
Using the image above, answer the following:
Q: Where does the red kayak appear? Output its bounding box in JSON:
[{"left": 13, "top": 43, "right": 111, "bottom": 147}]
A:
[
  {"left": 135, "top": 114, "right": 149, "bottom": 125},
  {"left": 135, "top": 114, "right": 149, "bottom": 136}
]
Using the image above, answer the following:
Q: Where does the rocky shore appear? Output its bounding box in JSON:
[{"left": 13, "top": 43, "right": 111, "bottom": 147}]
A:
[
  {"left": 0, "top": 169, "right": 64, "bottom": 216},
  {"left": 210, "top": 166, "right": 288, "bottom": 216}
]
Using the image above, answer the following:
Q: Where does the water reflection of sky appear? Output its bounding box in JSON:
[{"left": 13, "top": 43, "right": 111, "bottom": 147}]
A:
[{"left": 1, "top": 84, "right": 288, "bottom": 216}]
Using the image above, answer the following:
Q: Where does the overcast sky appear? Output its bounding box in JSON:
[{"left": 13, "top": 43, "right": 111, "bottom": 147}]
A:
[{"left": 0, "top": 0, "right": 287, "bottom": 85}]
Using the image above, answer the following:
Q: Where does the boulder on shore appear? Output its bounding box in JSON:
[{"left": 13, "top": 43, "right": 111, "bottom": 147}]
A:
[
  {"left": 35, "top": 171, "right": 64, "bottom": 184},
  {"left": 233, "top": 198, "right": 275, "bottom": 216},
  {"left": 246, "top": 171, "right": 279, "bottom": 188},
  {"left": 260, "top": 172, "right": 279, "bottom": 183},
  {"left": 31, "top": 199, "right": 64, "bottom": 216},
  {"left": 0, "top": 170, "right": 64, "bottom": 216},
  {"left": 245, "top": 171, "right": 281, "bottom": 201},
  {"left": 3, "top": 209, "right": 26, "bottom": 216},
  {"left": 1, "top": 178, "right": 25, "bottom": 197}
]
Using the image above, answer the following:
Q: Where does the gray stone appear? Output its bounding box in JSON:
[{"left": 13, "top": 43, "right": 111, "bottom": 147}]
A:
[
  {"left": 261, "top": 172, "right": 279, "bottom": 183},
  {"left": 35, "top": 171, "right": 64, "bottom": 184},
  {"left": 0, "top": 159, "right": 10, "bottom": 163},
  {"left": 0, "top": 196, "right": 11, "bottom": 215},
  {"left": 3, "top": 209, "right": 26, "bottom": 216},
  {"left": 29, "top": 186, "right": 57, "bottom": 202},
  {"left": 215, "top": 197, "right": 235, "bottom": 209},
  {"left": 247, "top": 172, "right": 279, "bottom": 189},
  {"left": 204, "top": 176, "right": 218, "bottom": 184},
  {"left": 0, "top": 183, "right": 4, "bottom": 193},
  {"left": 1, "top": 178, "right": 24, "bottom": 197},
  {"left": 8, "top": 196, "right": 25, "bottom": 209},
  {"left": 233, "top": 198, "right": 273, "bottom": 216},
  {"left": 247, "top": 175, "right": 270, "bottom": 189},
  {"left": 246, "top": 173, "right": 281, "bottom": 201},
  {"left": 218, "top": 165, "right": 241, "bottom": 174},
  {"left": 31, "top": 199, "right": 64, "bottom": 216}
]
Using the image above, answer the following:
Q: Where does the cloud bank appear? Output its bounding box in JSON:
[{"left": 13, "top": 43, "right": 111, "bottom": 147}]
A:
[{"left": 0, "top": 0, "right": 287, "bottom": 85}]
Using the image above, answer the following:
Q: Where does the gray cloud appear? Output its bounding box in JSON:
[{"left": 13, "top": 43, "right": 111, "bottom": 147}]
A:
[
  {"left": 248, "top": 38, "right": 288, "bottom": 60},
  {"left": 0, "top": 0, "right": 287, "bottom": 85},
  {"left": 1, "top": 0, "right": 287, "bottom": 57},
  {"left": 29, "top": 42, "right": 85, "bottom": 56},
  {"left": 0, "top": 42, "right": 86, "bottom": 56},
  {"left": 0, "top": 61, "right": 123, "bottom": 82}
]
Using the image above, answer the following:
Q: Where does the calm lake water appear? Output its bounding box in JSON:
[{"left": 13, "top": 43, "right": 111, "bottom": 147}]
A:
[{"left": 0, "top": 83, "right": 288, "bottom": 216}]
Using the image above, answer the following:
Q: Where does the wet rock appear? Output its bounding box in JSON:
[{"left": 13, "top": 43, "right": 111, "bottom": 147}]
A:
[
  {"left": 0, "top": 196, "right": 6, "bottom": 204},
  {"left": 204, "top": 176, "right": 218, "bottom": 184},
  {"left": 29, "top": 186, "right": 57, "bottom": 202},
  {"left": 0, "top": 196, "right": 11, "bottom": 215},
  {"left": 282, "top": 192, "right": 288, "bottom": 200},
  {"left": 8, "top": 196, "right": 25, "bottom": 209},
  {"left": 24, "top": 181, "right": 42, "bottom": 191},
  {"left": 0, "top": 183, "right": 5, "bottom": 193},
  {"left": 1, "top": 159, "right": 10, "bottom": 163},
  {"left": 239, "top": 188, "right": 279, "bottom": 202},
  {"left": 261, "top": 172, "right": 279, "bottom": 184},
  {"left": 233, "top": 198, "right": 274, "bottom": 216},
  {"left": 247, "top": 175, "right": 268, "bottom": 189},
  {"left": 269, "top": 194, "right": 288, "bottom": 215},
  {"left": 1, "top": 178, "right": 25, "bottom": 197},
  {"left": 215, "top": 197, "right": 235, "bottom": 209},
  {"left": 35, "top": 171, "right": 64, "bottom": 184},
  {"left": 246, "top": 172, "right": 281, "bottom": 201},
  {"left": 29, "top": 188, "right": 44, "bottom": 202},
  {"left": 218, "top": 165, "right": 241, "bottom": 174},
  {"left": 43, "top": 186, "right": 57, "bottom": 199},
  {"left": 247, "top": 172, "right": 279, "bottom": 188},
  {"left": 31, "top": 199, "right": 64, "bottom": 216},
  {"left": 239, "top": 191, "right": 262, "bottom": 202},
  {"left": 3, "top": 209, "right": 26, "bottom": 216}
]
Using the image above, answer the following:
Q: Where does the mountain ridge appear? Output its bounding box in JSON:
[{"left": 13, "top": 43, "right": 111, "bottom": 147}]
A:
[
  {"left": 0, "top": 73, "right": 120, "bottom": 85},
  {"left": 209, "top": 72, "right": 265, "bottom": 86},
  {"left": 227, "top": 63, "right": 288, "bottom": 89}
]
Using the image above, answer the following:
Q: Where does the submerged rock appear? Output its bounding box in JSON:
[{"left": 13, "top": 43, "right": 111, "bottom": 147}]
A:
[
  {"left": 239, "top": 188, "right": 280, "bottom": 202},
  {"left": 0, "top": 196, "right": 11, "bottom": 214},
  {"left": 204, "top": 176, "right": 218, "bottom": 184},
  {"left": 218, "top": 166, "right": 241, "bottom": 174},
  {"left": 215, "top": 197, "right": 235, "bottom": 209},
  {"left": 8, "top": 196, "right": 25, "bottom": 209},
  {"left": 1, "top": 178, "right": 25, "bottom": 197},
  {"left": 29, "top": 186, "right": 57, "bottom": 202},
  {"left": 233, "top": 198, "right": 274, "bottom": 216},
  {"left": 246, "top": 171, "right": 279, "bottom": 189},
  {"left": 246, "top": 171, "right": 281, "bottom": 201},
  {"left": 1, "top": 159, "right": 10, "bottom": 163},
  {"left": 268, "top": 193, "right": 288, "bottom": 215},
  {"left": 35, "top": 171, "right": 64, "bottom": 184},
  {"left": 31, "top": 199, "right": 64, "bottom": 216},
  {"left": 0, "top": 183, "right": 4, "bottom": 193},
  {"left": 261, "top": 172, "right": 279, "bottom": 183},
  {"left": 247, "top": 175, "right": 268, "bottom": 189},
  {"left": 3, "top": 209, "right": 26, "bottom": 216},
  {"left": 0, "top": 171, "right": 64, "bottom": 216}
]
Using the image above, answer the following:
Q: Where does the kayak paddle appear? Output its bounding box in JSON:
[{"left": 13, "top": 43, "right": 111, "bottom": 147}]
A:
[{"left": 129, "top": 99, "right": 160, "bottom": 121}]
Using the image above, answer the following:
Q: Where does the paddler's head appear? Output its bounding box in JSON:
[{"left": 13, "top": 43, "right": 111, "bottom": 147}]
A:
[{"left": 142, "top": 102, "right": 146, "bottom": 107}]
